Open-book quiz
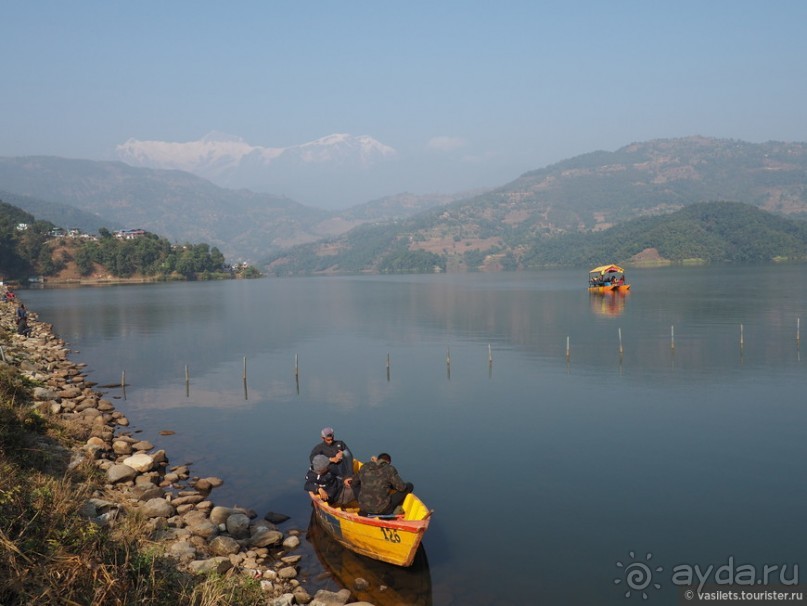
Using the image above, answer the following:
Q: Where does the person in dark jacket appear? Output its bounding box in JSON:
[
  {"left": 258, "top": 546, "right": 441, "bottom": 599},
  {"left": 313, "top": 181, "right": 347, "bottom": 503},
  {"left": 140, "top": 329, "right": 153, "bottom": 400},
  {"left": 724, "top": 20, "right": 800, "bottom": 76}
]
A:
[
  {"left": 309, "top": 426, "right": 354, "bottom": 480},
  {"left": 355, "top": 453, "right": 413, "bottom": 516},
  {"left": 16, "top": 304, "right": 31, "bottom": 337},
  {"left": 304, "top": 454, "right": 354, "bottom": 506}
]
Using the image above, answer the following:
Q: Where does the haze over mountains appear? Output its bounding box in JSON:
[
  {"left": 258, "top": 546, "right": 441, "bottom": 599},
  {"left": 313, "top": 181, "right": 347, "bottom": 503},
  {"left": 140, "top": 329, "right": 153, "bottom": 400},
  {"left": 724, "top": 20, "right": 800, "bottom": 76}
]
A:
[
  {"left": 2, "top": 136, "right": 807, "bottom": 267},
  {"left": 115, "top": 132, "right": 398, "bottom": 209}
]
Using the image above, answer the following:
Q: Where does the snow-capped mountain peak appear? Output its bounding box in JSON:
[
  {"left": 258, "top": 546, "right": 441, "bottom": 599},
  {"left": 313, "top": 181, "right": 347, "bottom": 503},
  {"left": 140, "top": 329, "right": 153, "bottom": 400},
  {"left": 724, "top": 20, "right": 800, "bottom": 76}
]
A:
[{"left": 115, "top": 131, "right": 396, "bottom": 177}]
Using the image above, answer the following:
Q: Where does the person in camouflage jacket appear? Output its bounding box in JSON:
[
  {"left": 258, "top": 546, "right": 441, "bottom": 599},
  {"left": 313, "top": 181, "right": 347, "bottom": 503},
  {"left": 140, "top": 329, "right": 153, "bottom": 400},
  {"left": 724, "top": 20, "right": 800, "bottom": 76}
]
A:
[{"left": 356, "top": 453, "right": 414, "bottom": 516}]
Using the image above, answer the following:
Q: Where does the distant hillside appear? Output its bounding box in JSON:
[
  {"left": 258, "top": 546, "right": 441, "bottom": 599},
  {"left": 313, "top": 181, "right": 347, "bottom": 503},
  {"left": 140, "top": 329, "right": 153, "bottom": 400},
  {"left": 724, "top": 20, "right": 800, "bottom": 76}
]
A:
[
  {"left": 266, "top": 202, "right": 807, "bottom": 274},
  {"left": 0, "top": 157, "right": 469, "bottom": 262},
  {"left": 0, "top": 189, "right": 120, "bottom": 234},
  {"left": 340, "top": 191, "right": 476, "bottom": 222},
  {"left": 0, "top": 157, "right": 329, "bottom": 262},
  {"left": 0, "top": 199, "right": 251, "bottom": 282},
  {"left": 522, "top": 201, "right": 807, "bottom": 268},
  {"left": 5, "top": 137, "right": 807, "bottom": 267},
  {"left": 266, "top": 137, "right": 807, "bottom": 274}
]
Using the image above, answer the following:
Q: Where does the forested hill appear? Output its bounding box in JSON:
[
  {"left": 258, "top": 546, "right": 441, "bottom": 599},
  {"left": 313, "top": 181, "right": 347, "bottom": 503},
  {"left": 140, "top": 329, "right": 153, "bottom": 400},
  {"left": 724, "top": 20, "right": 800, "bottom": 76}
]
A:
[
  {"left": 0, "top": 199, "right": 256, "bottom": 282},
  {"left": 265, "top": 137, "right": 807, "bottom": 275},
  {"left": 266, "top": 201, "right": 807, "bottom": 274},
  {"left": 521, "top": 201, "right": 807, "bottom": 268}
]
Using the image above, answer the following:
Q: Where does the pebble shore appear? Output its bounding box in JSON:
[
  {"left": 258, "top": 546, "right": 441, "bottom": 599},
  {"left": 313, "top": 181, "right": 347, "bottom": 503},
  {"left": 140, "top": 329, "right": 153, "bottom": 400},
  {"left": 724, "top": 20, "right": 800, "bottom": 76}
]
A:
[{"left": 0, "top": 295, "right": 377, "bottom": 606}]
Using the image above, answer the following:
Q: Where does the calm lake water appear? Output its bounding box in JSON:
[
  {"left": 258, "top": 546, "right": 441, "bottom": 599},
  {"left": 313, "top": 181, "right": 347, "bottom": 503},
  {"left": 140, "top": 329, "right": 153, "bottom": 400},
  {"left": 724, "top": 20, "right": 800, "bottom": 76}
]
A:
[{"left": 21, "top": 265, "right": 807, "bottom": 605}]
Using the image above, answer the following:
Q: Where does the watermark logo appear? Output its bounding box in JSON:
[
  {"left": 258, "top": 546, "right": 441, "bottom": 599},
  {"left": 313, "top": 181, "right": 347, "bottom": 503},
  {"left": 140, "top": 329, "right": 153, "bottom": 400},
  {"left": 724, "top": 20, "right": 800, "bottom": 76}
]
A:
[
  {"left": 614, "top": 552, "right": 801, "bottom": 601},
  {"left": 614, "top": 551, "right": 663, "bottom": 599}
]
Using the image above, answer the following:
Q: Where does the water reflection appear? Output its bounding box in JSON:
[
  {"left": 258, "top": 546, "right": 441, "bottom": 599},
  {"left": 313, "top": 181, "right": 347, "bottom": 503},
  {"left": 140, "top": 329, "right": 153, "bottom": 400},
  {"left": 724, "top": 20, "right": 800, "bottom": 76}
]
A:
[
  {"left": 307, "top": 511, "right": 432, "bottom": 606},
  {"left": 589, "top": 290, "right": 628, "bottom": 317}
]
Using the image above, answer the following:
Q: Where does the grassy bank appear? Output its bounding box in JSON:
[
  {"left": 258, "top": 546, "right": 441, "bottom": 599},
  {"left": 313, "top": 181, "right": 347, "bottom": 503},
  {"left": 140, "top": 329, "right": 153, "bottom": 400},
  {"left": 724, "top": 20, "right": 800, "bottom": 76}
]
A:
[{"left": 0, "top": 311, "right": 268, "bottom": 605}]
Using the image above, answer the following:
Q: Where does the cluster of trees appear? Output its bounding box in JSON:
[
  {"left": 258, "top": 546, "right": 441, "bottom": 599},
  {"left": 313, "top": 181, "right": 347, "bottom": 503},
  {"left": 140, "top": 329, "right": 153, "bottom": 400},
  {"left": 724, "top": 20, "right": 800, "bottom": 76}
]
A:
[
  {"left": 378, "top": 249, "right": 445, "bottom": 273},
  {"left": 0, "top": 199, "right": 255, "bottom": 281},
  {"left": 73, "top": 228, "right": 227, "bottom": 279},
  {"left": 0, "top": 201, "right": 53, "bottom": 279}
]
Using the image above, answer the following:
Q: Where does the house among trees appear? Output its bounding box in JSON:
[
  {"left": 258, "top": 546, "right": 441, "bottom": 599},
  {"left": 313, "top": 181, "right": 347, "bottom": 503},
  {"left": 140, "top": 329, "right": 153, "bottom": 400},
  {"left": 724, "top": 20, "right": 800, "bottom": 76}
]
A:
[{"left": 114, "top": 228, "right": 146, "bottom": 240}]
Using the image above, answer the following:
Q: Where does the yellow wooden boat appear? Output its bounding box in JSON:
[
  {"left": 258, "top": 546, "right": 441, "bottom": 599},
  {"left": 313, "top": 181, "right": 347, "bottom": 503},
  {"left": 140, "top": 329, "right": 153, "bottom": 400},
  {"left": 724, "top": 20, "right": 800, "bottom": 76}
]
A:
[
  {"left": 308, "top": 462, "right": 433, "bottom": 567},
  {"left": 588, "top": 264, "right": 631, "bottom": 293},
  {"left": 306, "top": 511, "right": 433, "bottom": 604}
]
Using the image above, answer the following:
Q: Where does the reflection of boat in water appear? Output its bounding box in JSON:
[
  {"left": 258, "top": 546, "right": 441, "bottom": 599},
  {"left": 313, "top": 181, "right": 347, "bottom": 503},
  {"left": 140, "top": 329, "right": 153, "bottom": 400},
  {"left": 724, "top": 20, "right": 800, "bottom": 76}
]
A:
[
  {"left": 308, "top": 460, "right": 432, "bottom": 566},
  {"left": 307, "top": 511, "right": 433, "bottom": 606},
  {"left": 588, "top": 264, "right": 631, "bottom": 293},
  {"left": 590, "top": 290, "right": 628, "bottom": 317}
]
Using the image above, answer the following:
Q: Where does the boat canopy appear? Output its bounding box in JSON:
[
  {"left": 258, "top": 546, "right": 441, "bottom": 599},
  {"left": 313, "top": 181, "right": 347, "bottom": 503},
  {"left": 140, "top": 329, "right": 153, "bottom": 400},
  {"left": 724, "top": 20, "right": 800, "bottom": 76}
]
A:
[{"left": 589, "top": 264, "right": 625, "bottom": 276}]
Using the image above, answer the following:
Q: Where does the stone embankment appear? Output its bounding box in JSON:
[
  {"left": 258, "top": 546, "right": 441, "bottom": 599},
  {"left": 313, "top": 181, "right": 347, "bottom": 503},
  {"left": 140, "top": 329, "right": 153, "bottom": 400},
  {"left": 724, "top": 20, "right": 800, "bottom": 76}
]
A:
[{"left": 0, "top": 296, "right": 376, "bottom": 606}]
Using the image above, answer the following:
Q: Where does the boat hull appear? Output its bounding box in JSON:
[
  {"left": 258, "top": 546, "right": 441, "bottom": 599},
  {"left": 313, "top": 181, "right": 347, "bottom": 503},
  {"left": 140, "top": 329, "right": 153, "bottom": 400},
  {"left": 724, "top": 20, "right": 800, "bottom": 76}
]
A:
[
  {"left": 307, "top": 511, "right": 433, "bottom": 605},
  {"left": 588, "top": 284, "right": 631, "bottom": 293},
  {"left": 309, "top": 493, "right": 431, "bottom": 567}
]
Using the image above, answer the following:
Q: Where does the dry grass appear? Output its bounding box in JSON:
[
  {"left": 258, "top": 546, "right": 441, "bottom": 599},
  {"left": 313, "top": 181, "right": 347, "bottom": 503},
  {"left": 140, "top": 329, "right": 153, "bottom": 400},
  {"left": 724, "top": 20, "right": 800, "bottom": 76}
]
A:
[{"left": 0, "top": 363, "right": 267, "bottom": 606}]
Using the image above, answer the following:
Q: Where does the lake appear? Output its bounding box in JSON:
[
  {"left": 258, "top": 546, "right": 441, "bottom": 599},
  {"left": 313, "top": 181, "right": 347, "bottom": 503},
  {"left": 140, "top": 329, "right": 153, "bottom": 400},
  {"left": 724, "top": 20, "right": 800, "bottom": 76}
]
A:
[{"left": 21, "top": 265, "right": 807, "bottom": 605}]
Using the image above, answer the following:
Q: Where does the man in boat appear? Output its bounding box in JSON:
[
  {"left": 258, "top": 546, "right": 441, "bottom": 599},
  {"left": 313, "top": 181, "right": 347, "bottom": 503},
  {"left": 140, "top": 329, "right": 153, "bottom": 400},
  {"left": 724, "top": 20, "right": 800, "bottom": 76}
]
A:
[
  {"left": 355, "top": 453, "right": 413, "bottom": 516},
  {"left": 304, "top": 454, "right": 354, "bottom": 506},
  {"left": 309, "top": 426, "right": 355, "bottom": 481}
]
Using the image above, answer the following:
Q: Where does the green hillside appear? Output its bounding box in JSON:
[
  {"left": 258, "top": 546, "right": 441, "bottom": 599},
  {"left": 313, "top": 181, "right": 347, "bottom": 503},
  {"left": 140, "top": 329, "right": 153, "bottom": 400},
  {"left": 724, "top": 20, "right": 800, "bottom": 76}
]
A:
[
  {"left": 0, "top": 199, "right": 255, "bottom": 282},
  {"left": 264, "top": 137, "right": 807, "bottom": 274},
  {"left": 521, "top": 201, "right": 807, "bottom": 268},
  {"left": 266, "top": 201, "right": 807, "bottom": 275}
]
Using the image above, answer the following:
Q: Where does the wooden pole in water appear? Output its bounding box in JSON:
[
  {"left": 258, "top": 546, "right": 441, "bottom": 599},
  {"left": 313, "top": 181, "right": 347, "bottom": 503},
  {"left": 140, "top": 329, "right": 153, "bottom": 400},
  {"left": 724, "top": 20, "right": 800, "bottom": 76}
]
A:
[
  {"left": 294, "top": 354, "right": 300, "bottom": 394},
  {"left": 566, "top": 336, "right": 571, "bottom": 362},
  {"left": 386, "top": 353, "right": 391, "bottom": 381},
  {"left": 122, "top": 370, "right": 126, "bottom": 400},
  {"left": 185, "top": 365, "right": 190, "bottom": 397},
  {"left": 671, "top": 325, "right": 675, "bottom": 351},
  {"left": 488, "top": 344, "right": 493, "bottom": 365},
  {"left": 618, "top": 328, "right": 623, "bottom": 355},
  {"left": 797, "top": 318, "right": 801, "bottom": 348},
  {"left": 740, "top": 323, "right": 744, "bottom": 350},
  {"left": 243, "top": 356, "right": 247, "bottom": 381}
]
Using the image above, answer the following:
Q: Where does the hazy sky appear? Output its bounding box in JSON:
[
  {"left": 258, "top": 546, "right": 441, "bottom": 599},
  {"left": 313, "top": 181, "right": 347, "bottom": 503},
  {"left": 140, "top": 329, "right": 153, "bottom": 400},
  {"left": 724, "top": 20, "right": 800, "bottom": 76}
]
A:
[{"left": 3, "top": 1, "right": 807, "bottom": 204}]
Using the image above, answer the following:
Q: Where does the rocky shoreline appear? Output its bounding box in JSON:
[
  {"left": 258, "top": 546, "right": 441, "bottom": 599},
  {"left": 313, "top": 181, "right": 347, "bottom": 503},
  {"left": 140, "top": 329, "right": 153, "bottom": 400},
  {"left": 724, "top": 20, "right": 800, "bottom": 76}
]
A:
[{"left": 0, "top": 296, "right": 376, "bottom": 606}]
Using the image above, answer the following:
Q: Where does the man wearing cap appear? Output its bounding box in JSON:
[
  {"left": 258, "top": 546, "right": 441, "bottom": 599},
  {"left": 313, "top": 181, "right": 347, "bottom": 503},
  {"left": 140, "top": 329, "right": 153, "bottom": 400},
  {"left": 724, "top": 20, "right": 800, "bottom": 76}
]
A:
[
  {"left": 304, "top": 454, "right": 343, "bottom": 504},
  {"left": 309, "top": 427, "right": 354, "bottom": 481}
]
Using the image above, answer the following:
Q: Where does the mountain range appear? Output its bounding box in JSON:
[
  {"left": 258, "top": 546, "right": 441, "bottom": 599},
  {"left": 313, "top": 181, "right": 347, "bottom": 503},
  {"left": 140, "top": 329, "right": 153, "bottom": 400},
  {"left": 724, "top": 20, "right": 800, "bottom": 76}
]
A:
[
  {"left": 265, "top": 136, "right": 807, "bottom": 273},
  {"left": 2, "top": 136, "right": 807, "bottom": 267},
  {"left": 115, "top": 132, "right": 397, "bottom": 208}
]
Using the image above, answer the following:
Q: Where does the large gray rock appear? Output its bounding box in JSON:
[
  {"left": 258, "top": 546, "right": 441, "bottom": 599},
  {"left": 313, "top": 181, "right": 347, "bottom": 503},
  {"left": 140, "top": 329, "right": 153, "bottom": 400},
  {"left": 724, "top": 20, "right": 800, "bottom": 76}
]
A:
[
  {"left": 183, "top": 512, "right": 218, "bottom": 539},
  {"left": 168, "top": 540, "right": 197, "bottom": 564},
  {"left": 123, "top": 453, "right": 154, "bottom": 472},
  {"left": 310, "top": 589, "right": 352, "bottom": 606},
  {"left": 208, "top": 535, "right": 240, "bottom": 556},
  {"left": 187, "top": 557, "right": 232, "bottom": 575},
  {"left": 141, "top": 498, "right": 176, "bottom": 518},
  {"left": 33, "top": 386, "right": 57, "bottom": 400},
  {"left": 209, "top": 506, "right": 233, "bottom": 525},
  {"left": 107, "top": 464, "right": 138, "bottom": 484},
  {"left": 225, "top": 512, "right": 251, "bottom": 539},
  {"left": 251, "top": 528, "right": 283, "bottom": 548}
]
